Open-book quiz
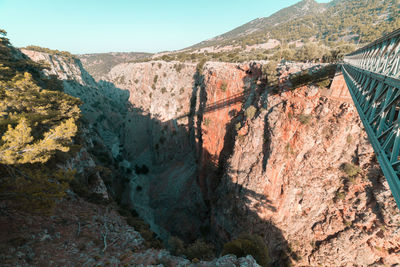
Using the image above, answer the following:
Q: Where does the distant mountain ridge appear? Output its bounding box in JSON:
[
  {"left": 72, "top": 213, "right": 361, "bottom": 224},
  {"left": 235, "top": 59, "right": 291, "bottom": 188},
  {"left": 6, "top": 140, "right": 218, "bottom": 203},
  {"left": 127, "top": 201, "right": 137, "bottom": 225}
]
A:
[
  {"left": 195, "top": 0, "right": 327, "bottom": 48},
  {"left": 78, "top": 52, "right": 152, "bottom": 81},
  {"left": 75, "top": 0, "right": 399, "bottom": 74},
  {"left": 189, "top": 0, "right": 399, "bottom": 50}
]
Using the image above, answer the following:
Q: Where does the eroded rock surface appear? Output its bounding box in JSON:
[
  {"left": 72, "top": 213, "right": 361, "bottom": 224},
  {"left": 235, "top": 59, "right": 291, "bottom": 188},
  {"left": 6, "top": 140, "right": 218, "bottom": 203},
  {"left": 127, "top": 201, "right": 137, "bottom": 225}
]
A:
[{"left": 213, "top": 74, "right": 400, "bottom": 265}]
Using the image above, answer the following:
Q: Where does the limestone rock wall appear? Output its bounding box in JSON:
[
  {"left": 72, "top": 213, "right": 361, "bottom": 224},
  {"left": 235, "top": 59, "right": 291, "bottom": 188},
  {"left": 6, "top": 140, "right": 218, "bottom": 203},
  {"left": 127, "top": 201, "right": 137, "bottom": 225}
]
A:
[
  {"left": 212, "top": 68, "right": 400, "bottom": 265},
  {"left": 103, "top": 59, "right": 400, "bottom": 265}
]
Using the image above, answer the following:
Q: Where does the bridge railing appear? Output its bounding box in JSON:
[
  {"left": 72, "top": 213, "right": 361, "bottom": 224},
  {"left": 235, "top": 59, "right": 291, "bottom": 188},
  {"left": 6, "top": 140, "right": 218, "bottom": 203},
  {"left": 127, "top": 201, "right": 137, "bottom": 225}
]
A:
[
  {"left": 342, "top": 28, "right": 400, "bottom": 208},
  {"left": 344, "top": 28, "right": 400, "bottom": 78}
]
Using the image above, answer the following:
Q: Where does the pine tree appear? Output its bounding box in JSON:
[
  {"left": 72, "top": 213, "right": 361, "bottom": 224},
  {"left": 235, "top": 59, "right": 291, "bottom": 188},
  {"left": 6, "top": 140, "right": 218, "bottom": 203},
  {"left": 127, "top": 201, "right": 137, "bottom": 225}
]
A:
[
  {"left": 0, "top": 117, "right": 78, "bottom": 164},
  {"left": 0, "top": 28, "right": 82, "bottom": 214}
]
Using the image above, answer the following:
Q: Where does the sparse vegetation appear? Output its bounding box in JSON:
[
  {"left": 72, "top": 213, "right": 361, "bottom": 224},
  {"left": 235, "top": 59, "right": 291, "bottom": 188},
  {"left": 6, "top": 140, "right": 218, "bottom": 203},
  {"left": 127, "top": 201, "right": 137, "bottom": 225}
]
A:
[
  {"left": 124, "top": 208, "right": 163, "bottom": 249},
  {"left": 285, "top": 143, "right": 295, "bottom": 156},
  {"left": 220, "top": 82, "right": 228, "bottom": 92},
  {"left": 168, "top": 236, "right": 185, "bottom": 256},
  {"left": 346, "top": 134, "right": 353, "bottom": 144},
  {"left": 185, "top": 240, "right": 215, "bottom": 261},
  {"left": 341, "top": 163, "right": 361, "bottom": 177},
  {"left": 222, "top": 234, "right": 269, "bottom": 267},
  {"left": 335, "top": 191, "right": 346, "bottom": 201},
  {"left": 235, "top": 122, "right": 241, "bottom": 131},
  {"left": 196, "top": 59, "right": 207, "bottom": 72},
  {"left": 203, "top": 117, "right": 211, "bottom": 126},
  {"left": 298, "top": 114, "right": 312, "bottom": 125},
  {"left": 245, "top": 105, "right": 257, "bottom": 120},
  {"left": 262, "top": 60, "right": 278, "bottom": 86},
  {"left": 173, "top": 63, "right": 184, "bottom": 73},
  {"left": 24, "top": 45, "right": 76, "bottom": 62}
]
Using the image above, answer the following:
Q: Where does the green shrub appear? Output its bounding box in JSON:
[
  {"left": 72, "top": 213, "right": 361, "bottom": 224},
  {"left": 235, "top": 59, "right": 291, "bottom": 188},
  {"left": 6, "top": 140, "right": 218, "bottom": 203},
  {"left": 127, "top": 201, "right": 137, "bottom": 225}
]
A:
[
  {"left": 341, "top": 163, "right": 361, "bottom": 177},
  {"left": 168, "top": 236, "right": 185, "bottom": 256},
  {"left": 235, "top": 122, "right": 241, "bottom": 131},
  {"left": 245, "top": 106, "right": 257, "bottom": 120},
  {"left": 196, "top": 59, "right": 207, "bottom": 73},
  {"left": 222, "top": 234, "right": 269, "bottom": 267},
  {"left": 346, "top": 134, "right": 353, "bottom": 144},
  {"left": 174, "top": 63, "right": 184, "bottom": 73},
  {"left": 298, "top": 114, "right": 312, "bottom": 124},
  {"left": 24, "top": 45, "right": 76, "bottom": 62},
  {"left": 161, "top": 87, "right": 167, "bottom": 94},
  {"left": 315, "top": 78, "right": 332, "bottom": 88},
  {"left": 203, "top": 118, "right": 211, "bottom": 126},
  {"left": 185, "top": 240, "right": 215, "bottom": 261},
  {"left": 221, "top": 82, "right": 228, "bottom": 92},
  {"left": 126, "top": 215, "right": 162, "bottom": 248},
  {"left": 262, "top": 61, "right": 278, "bottom": 85},
  {"left": 335, "top": 191, "right": 346, "bottom": 200}
]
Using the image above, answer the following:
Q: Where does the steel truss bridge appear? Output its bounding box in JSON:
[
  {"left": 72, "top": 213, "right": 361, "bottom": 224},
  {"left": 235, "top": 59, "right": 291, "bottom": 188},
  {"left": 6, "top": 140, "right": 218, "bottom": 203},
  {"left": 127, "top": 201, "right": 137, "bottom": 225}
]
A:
[{"left": 342, "top": 28, "right": 400, "bottom": 208}]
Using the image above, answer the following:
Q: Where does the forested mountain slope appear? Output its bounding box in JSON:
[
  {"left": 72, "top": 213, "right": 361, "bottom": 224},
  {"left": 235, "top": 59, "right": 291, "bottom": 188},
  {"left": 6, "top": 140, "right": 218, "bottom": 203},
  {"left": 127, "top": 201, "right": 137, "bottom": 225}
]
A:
[
  {"left": 190, "top": 0, "right": 400, "bottom": 49},
  {"left": 194, "top": 0, "right": 327, "bottom": 48}
]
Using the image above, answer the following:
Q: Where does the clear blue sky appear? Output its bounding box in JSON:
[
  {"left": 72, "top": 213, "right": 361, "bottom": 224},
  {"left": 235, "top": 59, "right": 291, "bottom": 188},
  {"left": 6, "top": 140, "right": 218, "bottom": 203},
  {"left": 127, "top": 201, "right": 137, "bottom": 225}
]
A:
[{"left": 0, "top": 0, "right": 330, "bottom": 54}]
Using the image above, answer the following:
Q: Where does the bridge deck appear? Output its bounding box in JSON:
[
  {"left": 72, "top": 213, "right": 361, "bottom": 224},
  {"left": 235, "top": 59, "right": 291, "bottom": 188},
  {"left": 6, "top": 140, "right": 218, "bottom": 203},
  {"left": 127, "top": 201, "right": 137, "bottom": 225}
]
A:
[{"left": 342, "top": 28, "right": 400, "bottom": 208}]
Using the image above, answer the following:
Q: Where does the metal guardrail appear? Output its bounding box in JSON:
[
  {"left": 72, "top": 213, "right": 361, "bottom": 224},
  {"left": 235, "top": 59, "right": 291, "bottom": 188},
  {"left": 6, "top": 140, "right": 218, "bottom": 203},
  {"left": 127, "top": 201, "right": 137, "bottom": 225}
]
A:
[{"left": 342, "top": 28, "right": 400, "bottom": 208}]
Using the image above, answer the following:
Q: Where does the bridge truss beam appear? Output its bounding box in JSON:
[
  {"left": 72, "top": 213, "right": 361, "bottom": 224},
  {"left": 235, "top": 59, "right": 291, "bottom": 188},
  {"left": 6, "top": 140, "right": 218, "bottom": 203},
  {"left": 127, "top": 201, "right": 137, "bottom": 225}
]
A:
[{"left": 342, "top": 28, "right": 400, "bottom": 208}]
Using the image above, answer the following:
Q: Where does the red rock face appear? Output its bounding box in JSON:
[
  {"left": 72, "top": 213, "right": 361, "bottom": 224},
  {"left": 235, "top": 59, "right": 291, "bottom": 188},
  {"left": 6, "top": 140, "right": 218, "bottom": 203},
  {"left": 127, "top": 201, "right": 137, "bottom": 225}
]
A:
[
  {"left": 60, "top": 56, "right": 400, "bottom": 266},
  {"left": 200, "top": 64, "right": 248, "bottom": 163},
  {"left": 212, "top": 66, "right": 400, "bottom": 266}
]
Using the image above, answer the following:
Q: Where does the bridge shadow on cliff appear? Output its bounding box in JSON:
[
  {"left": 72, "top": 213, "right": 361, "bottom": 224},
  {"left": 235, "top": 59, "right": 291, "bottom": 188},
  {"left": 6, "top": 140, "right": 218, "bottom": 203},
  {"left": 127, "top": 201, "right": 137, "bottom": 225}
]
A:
[
  {"left": 291, "top": 64, "right": 337, "bottom": 89},
  {"left": 175, "top": 90, "right": 252, "bottom": 120},
  {"left": 272, "top": 63, "right": 337, "bottom": 94},
  {"left": 187, "top": 63, "right": 297, "bottom": 266},
  {"left": 65, "top": 61, "right": 296, "bottom": 266}
]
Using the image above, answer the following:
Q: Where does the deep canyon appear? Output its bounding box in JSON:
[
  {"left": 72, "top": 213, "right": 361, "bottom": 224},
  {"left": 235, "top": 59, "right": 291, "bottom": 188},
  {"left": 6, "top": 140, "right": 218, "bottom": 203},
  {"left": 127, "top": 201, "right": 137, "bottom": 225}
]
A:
[{"left": 16, "top": 48, "right": 400, "bottom": 266}]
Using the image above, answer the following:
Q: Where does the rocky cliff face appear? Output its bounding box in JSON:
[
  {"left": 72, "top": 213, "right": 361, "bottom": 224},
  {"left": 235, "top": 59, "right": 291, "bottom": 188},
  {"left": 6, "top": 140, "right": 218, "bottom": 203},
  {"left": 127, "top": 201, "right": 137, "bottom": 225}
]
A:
[
  {"left": 18, "top": 49, "right": 261, "bottom": 266},
  {"left": 22, "top": 49, "right": 400, "bottom": 266},
  {"left": 104, "top": 59, "right": 400, "bottom": 265},
  {"left": 212, "top": 70, "right": 400, "bottom": 265}
]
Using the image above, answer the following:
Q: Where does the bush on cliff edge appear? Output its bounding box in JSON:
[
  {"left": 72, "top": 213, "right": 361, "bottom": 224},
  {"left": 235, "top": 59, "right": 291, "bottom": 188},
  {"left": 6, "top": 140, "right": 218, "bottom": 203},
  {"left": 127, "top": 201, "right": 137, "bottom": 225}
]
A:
[{"left": 222, "top": 234, "right": 269, "bottom": 266}]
